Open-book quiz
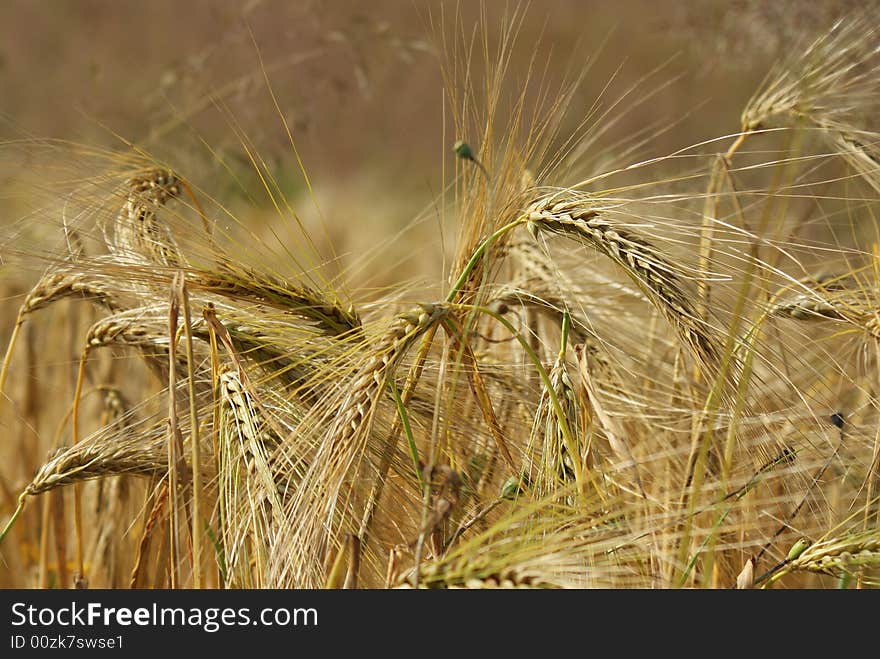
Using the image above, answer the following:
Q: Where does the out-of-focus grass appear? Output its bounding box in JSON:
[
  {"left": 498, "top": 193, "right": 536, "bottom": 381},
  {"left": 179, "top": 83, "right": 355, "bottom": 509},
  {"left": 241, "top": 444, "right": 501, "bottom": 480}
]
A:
[{"left": 0, "top": 0, "right": 781, "bottom": 291}]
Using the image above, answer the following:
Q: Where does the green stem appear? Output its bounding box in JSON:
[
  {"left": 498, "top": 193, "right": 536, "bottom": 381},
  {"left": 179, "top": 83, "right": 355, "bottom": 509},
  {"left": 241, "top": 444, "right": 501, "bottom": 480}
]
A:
[
  {"left": 390, "top": 380, "right": 423, "bottom": 490},
  {"left": 446, "top": 218, "right": 526, "bottom": 303},
  {"left": 0, "top": 494, "right": 27, "bottom": 546}
]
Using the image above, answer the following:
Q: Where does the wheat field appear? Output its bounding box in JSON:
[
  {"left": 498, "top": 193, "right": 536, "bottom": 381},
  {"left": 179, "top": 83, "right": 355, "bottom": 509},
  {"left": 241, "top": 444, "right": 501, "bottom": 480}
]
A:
[{"left": 1, "top": 2, "right": 879, "bottom": 589}]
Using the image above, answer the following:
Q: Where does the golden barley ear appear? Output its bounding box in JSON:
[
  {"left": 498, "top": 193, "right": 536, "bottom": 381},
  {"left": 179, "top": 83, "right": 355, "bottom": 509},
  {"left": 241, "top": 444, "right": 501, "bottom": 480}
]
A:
[
  {"left": 524, "top": 190, "right": 723, "bottom": 372},
  {"left": 111, "top": 169, "right": 186, "bottom": 267}
]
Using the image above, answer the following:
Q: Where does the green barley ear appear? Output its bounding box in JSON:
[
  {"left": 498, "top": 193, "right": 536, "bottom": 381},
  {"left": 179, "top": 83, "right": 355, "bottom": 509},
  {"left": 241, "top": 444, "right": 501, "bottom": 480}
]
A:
[{"left": 787, "top": 538, "right": 812, "bottom": 561}]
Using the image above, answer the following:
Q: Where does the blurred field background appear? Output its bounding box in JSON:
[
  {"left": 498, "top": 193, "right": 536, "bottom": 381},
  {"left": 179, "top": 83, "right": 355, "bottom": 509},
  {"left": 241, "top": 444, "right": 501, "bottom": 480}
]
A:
[
  {"left": 2, "top": 0, "right": 879, "bottom": 589},
  {"left": 0, "top": 0, "right": 870, "bottom": 281}
]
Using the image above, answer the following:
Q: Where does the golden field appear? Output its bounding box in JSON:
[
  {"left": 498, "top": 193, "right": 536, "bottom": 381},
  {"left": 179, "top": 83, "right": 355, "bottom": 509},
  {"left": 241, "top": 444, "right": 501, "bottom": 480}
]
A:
[{"left": 0, "top": 1, "right": 878, "bottom": 588}]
